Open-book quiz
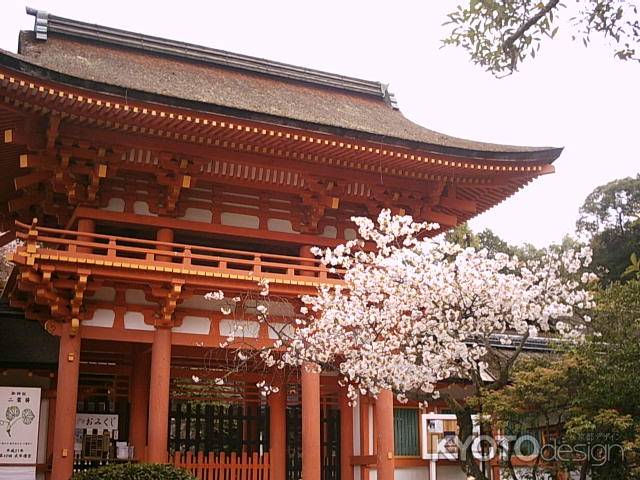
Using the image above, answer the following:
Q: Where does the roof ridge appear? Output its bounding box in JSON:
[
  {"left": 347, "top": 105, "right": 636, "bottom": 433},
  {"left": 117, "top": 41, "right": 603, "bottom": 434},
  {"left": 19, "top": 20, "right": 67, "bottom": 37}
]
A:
[{"left": 25, "top": 7, "right": 398, "bottom": 105}]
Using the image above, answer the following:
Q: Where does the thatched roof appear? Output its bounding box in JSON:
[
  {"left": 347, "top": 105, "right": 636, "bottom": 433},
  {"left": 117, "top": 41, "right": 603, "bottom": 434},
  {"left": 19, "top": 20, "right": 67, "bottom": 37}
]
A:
[{"left": 1, "top": 9, "right": 562, "bottom": 162}]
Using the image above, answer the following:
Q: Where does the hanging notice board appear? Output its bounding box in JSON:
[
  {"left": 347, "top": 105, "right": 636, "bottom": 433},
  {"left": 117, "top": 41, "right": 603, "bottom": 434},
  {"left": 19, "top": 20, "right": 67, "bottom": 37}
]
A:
[{"left": 0, "top": 387, "right": 41, "bottom": 465}]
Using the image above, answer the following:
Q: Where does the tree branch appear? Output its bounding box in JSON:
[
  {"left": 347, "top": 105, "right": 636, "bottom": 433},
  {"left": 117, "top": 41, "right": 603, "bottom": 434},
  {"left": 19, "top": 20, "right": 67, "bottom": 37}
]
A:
[{"left": 502, "top": 0, "right": 561, "bottom": 52}]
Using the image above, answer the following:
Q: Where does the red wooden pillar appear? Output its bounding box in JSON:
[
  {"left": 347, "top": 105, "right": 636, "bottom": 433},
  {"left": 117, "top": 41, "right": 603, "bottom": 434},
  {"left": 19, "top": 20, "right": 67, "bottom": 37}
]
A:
[
  {"left": 302, "top": 362, "right": 321, "bottom": 480},
  {"left": 374, "top": 389, "right": 395, "bottom": 480},
  {"left": 50, "top": 321, "right": 81, "bottom": 480},
  {"left": 147, "top": 326, "right": 172, "bottom": 463},
  {"left": 299, "top": 245, "right": 317, "bottom": 277},
  {"left": 156, "top": 227, "right": 174, "bottom": 262},
  {"left": 269, "top": 385, "right": 287, "bottom": 480},
  {"left": 147, "top": 227, "right": 174, "bottom": 463},
  {"left": 129, "top": 346, "right": 150, "bottom": 460},
  {"left": 77, "top": 218, "right": 95, "bottom": 253},
  {"left": 339, "top": 387, "right": 355, "bottom": 480}
]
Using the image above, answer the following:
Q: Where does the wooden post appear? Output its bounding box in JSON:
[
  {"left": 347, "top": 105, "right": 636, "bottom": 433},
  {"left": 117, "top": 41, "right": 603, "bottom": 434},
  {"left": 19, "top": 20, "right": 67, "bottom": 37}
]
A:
[
  {"left": 76, "top": 218, "right": 95, "bottom": 253},
  {"left": 129, "top": 345, "right": 150, "bottom": 460},
  {"left": 147, "top": 227, "right": 175, "bottom": 463},
  {"left": 147, "top": 326, "right": 171, "bottom": 463},
  {"left": 339, "top": 387, "right": 355, "bottom": 480},
  {"left": 50, "top": 321, "right": 81, "bottom": 480},
  {"left": 268, "top": 385, "right": 287, "bottom": 480},
  {"left": 299, "top": 245, "right": 316, "bottom": 277},
  {"left": 301, "top": 362, "right": 321, "bottom": 480},
  {"left": 374, "top": 389, "right": 395, "bottom": 480},
  {"left": 156, "top": 227, "right": 174, "bottom": 263}
]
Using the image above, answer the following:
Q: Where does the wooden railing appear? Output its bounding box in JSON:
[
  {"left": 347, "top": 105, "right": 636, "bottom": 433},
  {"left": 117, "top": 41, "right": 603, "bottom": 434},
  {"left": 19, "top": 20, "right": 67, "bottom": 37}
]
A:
[
  {"left": 14, "top": 220, "right": 343, "bottom": 285},
  {"left": 172, "top": 451, "right": 270, "bottom": 480}
]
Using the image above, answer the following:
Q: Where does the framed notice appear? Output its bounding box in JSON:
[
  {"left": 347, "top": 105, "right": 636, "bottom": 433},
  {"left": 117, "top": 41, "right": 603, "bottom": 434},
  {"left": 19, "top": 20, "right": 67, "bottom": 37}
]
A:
[
  {"left": 0, "top": 387, "right": 41, "bottom": 465},
  {"left": 75, "top": 413, "right": 119, "bottom": 453}
]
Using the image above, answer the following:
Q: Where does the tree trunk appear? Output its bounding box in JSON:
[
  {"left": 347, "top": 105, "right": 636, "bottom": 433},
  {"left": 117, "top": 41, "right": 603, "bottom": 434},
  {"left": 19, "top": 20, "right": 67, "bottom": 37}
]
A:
[
  {"left": 454, "top": 406, "right": 489, "bottom": 480},
  {"left": 579, "top": 460, "right": 590, "bottom": 480}
]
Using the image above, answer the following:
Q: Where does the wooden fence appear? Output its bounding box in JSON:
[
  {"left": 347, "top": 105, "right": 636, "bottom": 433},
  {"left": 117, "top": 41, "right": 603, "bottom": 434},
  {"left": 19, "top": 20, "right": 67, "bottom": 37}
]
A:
[{"left": 172, "top": 451, "right": 270, "bottom": 480}]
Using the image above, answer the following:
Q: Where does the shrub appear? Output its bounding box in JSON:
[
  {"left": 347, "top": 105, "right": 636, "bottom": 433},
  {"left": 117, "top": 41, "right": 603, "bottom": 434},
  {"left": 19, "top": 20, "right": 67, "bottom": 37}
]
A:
[{"left": 72, "top": 463, "right": 197, "bottom": 480}]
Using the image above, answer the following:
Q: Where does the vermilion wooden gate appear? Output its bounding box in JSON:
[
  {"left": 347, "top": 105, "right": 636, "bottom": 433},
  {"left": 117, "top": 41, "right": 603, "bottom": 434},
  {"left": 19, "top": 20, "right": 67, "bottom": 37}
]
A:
[
  {"left": 169, "top": 401, "right": 269, "bottom": 455},
  {"left": 286, "top": 406, "right": 340, "bottom": 480},
  {"left": 169, "top": 400, "right": 339, "bottom": 480}
]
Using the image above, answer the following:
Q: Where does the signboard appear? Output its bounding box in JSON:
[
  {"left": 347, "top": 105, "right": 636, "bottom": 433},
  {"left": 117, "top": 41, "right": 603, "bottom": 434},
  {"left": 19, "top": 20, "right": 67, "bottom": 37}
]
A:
[
  {"left": 421, "top": 413, "right": 481, "bottom": 460},
  {"left": 0, "top": 387, "right": 41, "bottom": 465},
  {"left": 75, "top": 413, "right": 118, "bottom": 432},
  {"left": 74, "top": 413, "right": 119, "bottom": 453}
]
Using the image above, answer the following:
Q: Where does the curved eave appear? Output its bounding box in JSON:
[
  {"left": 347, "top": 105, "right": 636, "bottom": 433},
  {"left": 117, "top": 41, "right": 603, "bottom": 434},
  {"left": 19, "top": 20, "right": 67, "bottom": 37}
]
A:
[{"left": 0, "top": 50, "right": 563, "bottom": 164}]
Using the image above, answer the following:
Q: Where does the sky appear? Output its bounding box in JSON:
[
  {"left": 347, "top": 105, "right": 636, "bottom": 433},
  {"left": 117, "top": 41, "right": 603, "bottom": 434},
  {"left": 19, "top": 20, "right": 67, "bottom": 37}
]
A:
[{"left": 1, "top": 1, "right": 638, "bottom": 247}]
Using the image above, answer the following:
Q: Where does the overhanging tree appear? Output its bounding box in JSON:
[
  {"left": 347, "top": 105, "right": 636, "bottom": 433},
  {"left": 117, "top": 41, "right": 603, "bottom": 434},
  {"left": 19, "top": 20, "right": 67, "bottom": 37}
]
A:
[{"left": 443, "top": 1, "right": 640, "bottom": 76}]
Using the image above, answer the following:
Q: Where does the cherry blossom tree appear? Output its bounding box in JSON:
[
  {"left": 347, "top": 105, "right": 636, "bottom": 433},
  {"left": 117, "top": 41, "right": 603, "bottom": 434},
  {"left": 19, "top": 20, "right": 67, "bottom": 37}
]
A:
[
  {"left": 289, "top": 211, "right": 594, "bottom": 479},
  {"left": 205, "top": 210, "right": 595, "bottom": 480}
]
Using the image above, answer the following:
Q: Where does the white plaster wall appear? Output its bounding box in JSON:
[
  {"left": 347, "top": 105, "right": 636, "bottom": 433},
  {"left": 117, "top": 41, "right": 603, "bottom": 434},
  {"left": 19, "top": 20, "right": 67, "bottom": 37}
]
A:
[
  {"left": 353, "top": 399, "right": 361, "bottom": 455},
  {"left": 101, "top": 197, "right": 125, "bottom": 212},
  {"left": 396, "top": 467, "right": 429, "bottom": 480},
  {"left": 125, "top": 289, "right": 157, "bottom": 306},
  {"left": 320, "top": 225, "right": 338, "bottom": 238},
  {"left": 267, "top": 323, "right": 293, "bottom": 339},
  {"left": 172, "top": 316, "right": 210, "bottom": 334},
  {"left": 345, "top": 228, "right": 357, "bottom": 240},
  {"left": 181, "top": 207, "right": 213, "bottom": 223},
  {"left": 267, "top": 218, "right": 296, "bottom": 233},
  {"left": 220, "top": 319, "right": 260, "bottom": 338},
  {"left": 180, "top": 296, "right": 227, "bottom": 311},
  {"left": 133, "top": 200, "right": 157, "bottom": 216},
  {"left": 220, "top": 212, "right": 259, "bottom": 229},
  {"left": 124, "top": 311, "right": 154, "bottom": 331},
  {"left": 87, "top": 286, "right": 116, "bottom": 302},
  {"left": 82, "top": 308, "right": 115, "bottom": 328}
]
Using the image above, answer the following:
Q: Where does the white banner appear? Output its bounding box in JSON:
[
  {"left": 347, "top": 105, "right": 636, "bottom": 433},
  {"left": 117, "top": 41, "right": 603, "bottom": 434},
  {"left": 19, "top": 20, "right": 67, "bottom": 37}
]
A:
[
  {"left": 0, "top": 466, "right": 36, "bottom": 480},
  {"left": 0, "top": 387, "right": 41, "bottom": 465}
]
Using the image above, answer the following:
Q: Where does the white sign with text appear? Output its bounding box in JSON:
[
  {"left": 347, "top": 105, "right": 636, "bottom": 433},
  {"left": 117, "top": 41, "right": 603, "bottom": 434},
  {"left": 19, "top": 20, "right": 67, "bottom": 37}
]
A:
[{"left": 0, "top": 387, "right": 41, "bottom": 465}]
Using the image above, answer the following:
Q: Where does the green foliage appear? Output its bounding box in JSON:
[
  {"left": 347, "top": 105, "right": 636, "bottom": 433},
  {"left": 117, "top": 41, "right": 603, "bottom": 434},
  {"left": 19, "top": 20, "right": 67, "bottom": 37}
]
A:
[
  {"left": 443, "top": 1, "right": 640, "bottom": 76},
  {"left": 476, "top": 228, "right": 514, "bottom": 255},
  {"left": 576, "top": 176, "right": 640, "bottom": 284},
  {"left": 577, "top": 175, "right": 640, "bottom": 236},
  {"left": 624, "top": 252, "right": 640, "bottom": 279},
  {"left": 444, "top": 223, "right": 480, "bottom": 248},
  {"left": 446, "top": 224, "right": 564, "bottom": 262},
  {"left": 481, "top": 280, "right": 640, "bottom": 478},
  {"left": 72, "top": 463, "right": 197, "bottom": 480}
]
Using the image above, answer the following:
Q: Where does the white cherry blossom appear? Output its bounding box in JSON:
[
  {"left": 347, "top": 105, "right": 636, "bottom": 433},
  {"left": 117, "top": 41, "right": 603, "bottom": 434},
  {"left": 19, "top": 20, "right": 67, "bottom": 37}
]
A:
[{"left": 282, "top": 210, "right": 594, "bottom": 402}]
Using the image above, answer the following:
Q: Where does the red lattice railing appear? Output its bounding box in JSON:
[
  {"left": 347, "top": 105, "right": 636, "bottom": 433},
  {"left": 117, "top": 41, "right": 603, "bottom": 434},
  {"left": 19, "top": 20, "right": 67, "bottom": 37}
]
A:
[{"left": 172, "top": 451, "right": 270, "bottom": 480}]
